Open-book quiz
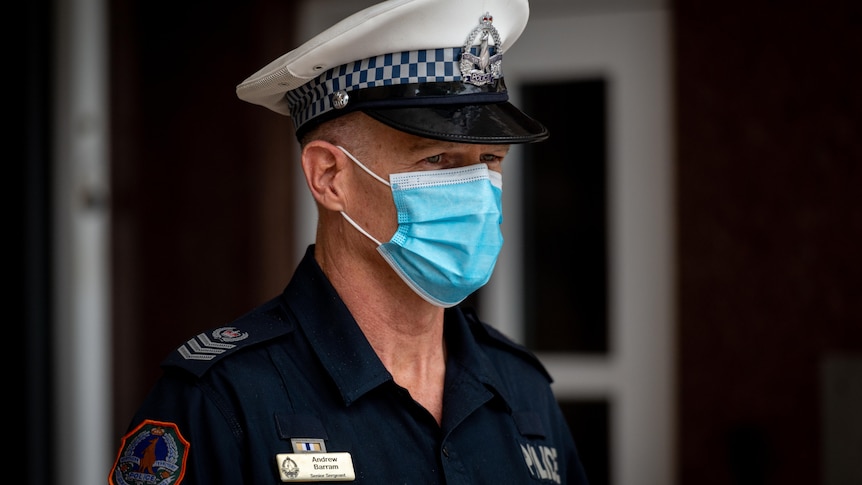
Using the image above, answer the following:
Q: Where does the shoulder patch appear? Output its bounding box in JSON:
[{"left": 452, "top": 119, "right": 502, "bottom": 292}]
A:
[
  {"left": 161, "top": 298, "right": 296, "bottom": 377},
  {"left": 109, "top": 419, "right": 190, "bottom": 485}
]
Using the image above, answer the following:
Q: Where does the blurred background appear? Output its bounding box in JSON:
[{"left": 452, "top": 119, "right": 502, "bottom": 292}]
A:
[{"left": 15, "top": 0, "right": 861, "bottom": 484}]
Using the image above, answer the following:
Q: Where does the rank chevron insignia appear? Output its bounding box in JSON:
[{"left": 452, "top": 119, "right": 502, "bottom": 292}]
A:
[{"left": 177, "top": 326, "right": 250, "bottom": 360}]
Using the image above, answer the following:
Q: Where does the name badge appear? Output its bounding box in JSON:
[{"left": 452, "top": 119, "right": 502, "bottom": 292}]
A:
[{"left": 276, "top": 452, "right": 355, "bottom": 482}]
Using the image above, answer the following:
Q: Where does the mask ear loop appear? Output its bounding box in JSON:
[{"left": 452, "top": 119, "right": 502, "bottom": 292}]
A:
[
  {"left": 337, "top": 146, "right": 390, "bottom": 186},
  {"left": 335, "top": 145, "right": 387, "bottom": 246},
  {"left": 340, "top": 211, "right": 383, "bottom": 246}
]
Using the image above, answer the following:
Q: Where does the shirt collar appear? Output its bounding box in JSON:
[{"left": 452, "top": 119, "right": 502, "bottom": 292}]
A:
[
  {"left": 280, "top": 245, "right": 391, "bottom": 405},
  {"left": 443, "top": 307, "right": 517, "bottom": 410},
  {"left": 281, "top": 245, "right": 514, "bottom": 410}
]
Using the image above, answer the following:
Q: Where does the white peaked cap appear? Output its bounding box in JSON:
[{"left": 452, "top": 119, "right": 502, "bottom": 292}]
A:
[{"left": 236, "top": 0, "right": 548, "bottom": 144}]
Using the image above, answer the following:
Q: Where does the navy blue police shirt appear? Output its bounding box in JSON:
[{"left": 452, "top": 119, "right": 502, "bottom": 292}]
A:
[{"left": 109, "top": 245, "right": 590, "bottom": 484}]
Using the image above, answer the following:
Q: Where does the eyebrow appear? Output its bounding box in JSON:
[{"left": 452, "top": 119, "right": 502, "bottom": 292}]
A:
[
  {"left": 406, "top": 138, "right": 457, "bottom": 152},
  {"left": 405, "top": 139, "right": 510, "bottom": 156}
]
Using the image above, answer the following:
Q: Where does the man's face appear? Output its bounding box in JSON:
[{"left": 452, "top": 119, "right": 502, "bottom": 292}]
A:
[
  {"left": 356, "top": 113, "right": 510, "bottom": 175},
  {"left": 343, "top": 114, "right": 510, "bottom": 242}
]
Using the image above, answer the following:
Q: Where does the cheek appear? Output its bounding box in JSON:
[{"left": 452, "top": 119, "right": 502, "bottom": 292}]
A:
[
  {"left": 374, "top": 189, "right": 399, "bottom": 238},
  {"left": 352, "top": 182, "right": 398, "bottom": 239}
]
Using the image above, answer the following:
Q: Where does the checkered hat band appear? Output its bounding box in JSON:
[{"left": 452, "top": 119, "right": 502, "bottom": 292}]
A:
[{"left": 287, "top": 47, "right": 484, "bottom": 128}]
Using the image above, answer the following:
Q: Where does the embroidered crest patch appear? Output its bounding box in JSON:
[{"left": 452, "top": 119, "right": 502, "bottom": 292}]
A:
[{"left": 109, "top": 419, "right": 190, "bottom": 485}]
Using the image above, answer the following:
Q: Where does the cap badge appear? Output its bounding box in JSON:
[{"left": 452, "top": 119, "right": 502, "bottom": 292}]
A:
[{"left": 460, "top": 12, "right": 503, "bottom": 86}]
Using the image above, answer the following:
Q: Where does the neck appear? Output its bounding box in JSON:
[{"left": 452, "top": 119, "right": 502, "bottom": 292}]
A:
[{"left": 315, "top": 239, "right": 448, "bottom": 424}]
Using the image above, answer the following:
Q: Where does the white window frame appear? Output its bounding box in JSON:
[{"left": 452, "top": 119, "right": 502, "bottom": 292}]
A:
[{"left": 485, "top": 8, "right": 676, "bottom": 485}]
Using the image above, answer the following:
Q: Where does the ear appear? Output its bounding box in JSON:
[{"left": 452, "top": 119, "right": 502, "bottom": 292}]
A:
[{"left": 301, "top": 140, "right": 348, "bottom": 211}]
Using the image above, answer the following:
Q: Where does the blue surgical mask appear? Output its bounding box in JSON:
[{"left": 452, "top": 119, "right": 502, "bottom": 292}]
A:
[{"left": 337, "top": 146, "right": 504, "bottom": 308}]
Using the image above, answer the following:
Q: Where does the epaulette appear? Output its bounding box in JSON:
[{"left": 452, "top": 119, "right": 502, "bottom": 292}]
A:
[
  {"left": 161, "top": 298, "right": 296, "bottom": 378},
  {"left": 461, "top": 306, "right": 553, "bottom": 382}
]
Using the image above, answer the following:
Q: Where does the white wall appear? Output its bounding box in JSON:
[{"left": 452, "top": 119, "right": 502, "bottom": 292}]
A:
[{"left": 53, "top": 1, "right": 112, "bottom": 484}]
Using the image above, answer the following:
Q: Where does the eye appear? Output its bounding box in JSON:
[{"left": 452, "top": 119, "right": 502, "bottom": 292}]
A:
[
  {"left": 424, "top": 154, "right": 443, "bottom": 164},
  {"left": 480, "top": 153, "right": 501, "bottom": 162}
]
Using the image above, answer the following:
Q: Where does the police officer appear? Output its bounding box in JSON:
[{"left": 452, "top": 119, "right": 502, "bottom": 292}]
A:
[{"left": 109, "top": 0, "right": 590, "bottom": 483}]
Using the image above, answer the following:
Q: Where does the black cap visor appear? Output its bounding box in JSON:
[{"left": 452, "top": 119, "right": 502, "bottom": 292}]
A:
[{"left": 364, "top": 101, "right": 549, "bottom": 145}]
